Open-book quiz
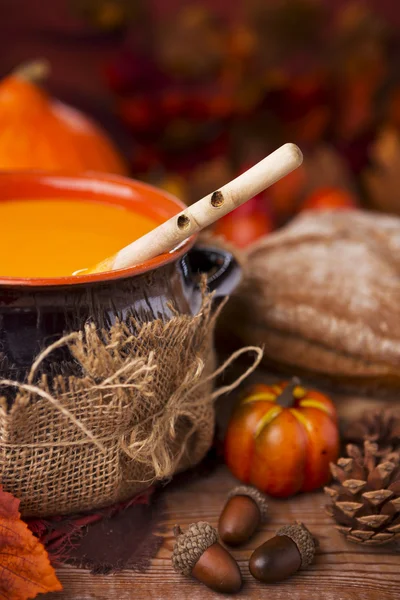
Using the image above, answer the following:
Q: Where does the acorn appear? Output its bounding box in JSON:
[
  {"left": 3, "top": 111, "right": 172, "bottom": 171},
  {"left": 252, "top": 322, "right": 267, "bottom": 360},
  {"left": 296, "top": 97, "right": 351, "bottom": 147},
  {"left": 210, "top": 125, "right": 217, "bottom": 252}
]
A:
[
  {"left": 172, "top": 522, "right": 242, "bottom": 593},
  {"left": 218, "top": 485, "right": 269, "bottom": 546},
  {"left": 249, "top": 522, "right": 316, "bottom": 583}
]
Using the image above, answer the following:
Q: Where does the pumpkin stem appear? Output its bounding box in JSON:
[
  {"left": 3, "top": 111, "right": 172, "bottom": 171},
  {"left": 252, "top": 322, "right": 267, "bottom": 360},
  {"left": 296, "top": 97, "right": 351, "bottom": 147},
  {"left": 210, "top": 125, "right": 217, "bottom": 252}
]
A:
[
  {"left": 276, "top": 377, "right": 301, "bottom": 408},
  {"left": 13, "top": 59, "right": 51, "bottom": 84}
]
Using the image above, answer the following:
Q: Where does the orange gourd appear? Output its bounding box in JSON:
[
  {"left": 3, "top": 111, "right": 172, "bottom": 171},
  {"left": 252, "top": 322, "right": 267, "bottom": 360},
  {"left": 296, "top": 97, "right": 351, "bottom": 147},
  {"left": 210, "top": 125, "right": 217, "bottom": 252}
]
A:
[
  {"left": 0, "top": 61, "right": 128, "bottom": 175},
  {"left": 225, "top": 380, "right": 339, "bottom": 497},
  {"left": 301, "top": 187, "right": 357, "bottom": 211},
  {"left": 213, "top": 196, "right": 274, "bottom": 248}
]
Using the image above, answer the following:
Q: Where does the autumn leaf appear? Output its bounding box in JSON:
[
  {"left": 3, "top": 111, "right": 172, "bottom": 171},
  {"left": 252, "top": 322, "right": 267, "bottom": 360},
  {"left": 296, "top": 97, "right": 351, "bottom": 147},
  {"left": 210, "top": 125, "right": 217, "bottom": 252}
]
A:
[{"left": 0, "top": 485, "right": 62, "bottom": 599}]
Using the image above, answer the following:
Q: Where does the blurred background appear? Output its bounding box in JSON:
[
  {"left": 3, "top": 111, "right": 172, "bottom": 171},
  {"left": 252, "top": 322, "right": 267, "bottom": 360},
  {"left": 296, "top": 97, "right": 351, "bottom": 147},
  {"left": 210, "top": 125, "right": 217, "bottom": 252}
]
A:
[{"left": 2, "top": 0, "right": 400, "bottom": 245}]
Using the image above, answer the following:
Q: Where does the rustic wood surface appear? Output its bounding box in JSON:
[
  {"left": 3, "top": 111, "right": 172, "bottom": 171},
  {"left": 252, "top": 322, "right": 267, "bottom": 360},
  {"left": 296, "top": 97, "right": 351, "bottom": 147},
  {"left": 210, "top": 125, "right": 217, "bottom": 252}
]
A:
[
  {"left": 48, "top": 463, "right": 399, "bottom": 600},
  {"left": 46, "top": 367, "right": 400, "bottom": 600}
]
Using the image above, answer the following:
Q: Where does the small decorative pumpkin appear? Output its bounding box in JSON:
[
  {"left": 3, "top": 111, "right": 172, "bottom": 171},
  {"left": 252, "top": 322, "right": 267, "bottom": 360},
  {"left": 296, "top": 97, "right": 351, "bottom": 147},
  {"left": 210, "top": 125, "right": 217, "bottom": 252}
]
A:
[
  {"left": 0, "top": 60, "right": 128, "bottom": 175},
  {"left": 224, "top": 380, "right": 339, "bottom": 497}
]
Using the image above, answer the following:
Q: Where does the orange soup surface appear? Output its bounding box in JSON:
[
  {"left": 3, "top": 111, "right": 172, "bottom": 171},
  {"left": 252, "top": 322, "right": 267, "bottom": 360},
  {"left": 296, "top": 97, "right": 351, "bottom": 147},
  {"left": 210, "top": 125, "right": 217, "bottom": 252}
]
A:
[{"left": 0, "top": 199, "right": 158, "bottom": 278}]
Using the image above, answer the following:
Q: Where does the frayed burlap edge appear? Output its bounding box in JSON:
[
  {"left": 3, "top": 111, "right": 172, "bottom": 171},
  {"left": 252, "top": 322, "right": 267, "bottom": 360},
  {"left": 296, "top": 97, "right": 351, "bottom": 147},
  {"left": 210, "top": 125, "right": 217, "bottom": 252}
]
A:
[{"left": 0, "top": 290, "right": 262, "bottom": 517}]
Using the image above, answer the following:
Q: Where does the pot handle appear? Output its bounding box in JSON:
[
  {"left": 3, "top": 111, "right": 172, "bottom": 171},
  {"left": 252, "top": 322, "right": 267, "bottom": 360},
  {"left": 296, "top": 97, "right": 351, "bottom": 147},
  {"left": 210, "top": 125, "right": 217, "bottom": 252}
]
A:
[{"left": 186, "top": 245, "right": 242, "bottom": 299}]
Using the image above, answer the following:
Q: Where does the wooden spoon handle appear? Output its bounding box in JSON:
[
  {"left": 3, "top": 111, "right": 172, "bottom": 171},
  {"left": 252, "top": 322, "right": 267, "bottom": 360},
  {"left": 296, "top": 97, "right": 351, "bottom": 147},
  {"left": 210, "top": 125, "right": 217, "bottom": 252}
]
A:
[{"left": 87, "top": 143, "right": 302, "bottom": 274}]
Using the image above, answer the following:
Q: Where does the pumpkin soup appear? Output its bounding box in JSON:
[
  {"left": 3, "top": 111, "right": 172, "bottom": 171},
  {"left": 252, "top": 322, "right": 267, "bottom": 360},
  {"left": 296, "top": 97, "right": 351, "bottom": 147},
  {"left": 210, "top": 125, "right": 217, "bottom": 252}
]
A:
[{"left": 0, "top": 199, "right": 158, "bottom": 278}]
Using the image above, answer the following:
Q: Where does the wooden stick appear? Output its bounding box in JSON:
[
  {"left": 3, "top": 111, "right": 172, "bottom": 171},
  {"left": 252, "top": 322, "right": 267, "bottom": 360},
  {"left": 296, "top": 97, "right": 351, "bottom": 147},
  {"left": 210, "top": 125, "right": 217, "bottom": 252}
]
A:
[{"left": 83, "top": 143, "right": 302, "bottom": 274}]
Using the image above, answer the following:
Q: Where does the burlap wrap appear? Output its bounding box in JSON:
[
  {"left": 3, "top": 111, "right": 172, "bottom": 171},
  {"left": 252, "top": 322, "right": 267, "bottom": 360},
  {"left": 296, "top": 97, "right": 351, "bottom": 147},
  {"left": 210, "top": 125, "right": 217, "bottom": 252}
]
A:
[{"left": 0, "top": 292, "right": 261, "bottom": 517}]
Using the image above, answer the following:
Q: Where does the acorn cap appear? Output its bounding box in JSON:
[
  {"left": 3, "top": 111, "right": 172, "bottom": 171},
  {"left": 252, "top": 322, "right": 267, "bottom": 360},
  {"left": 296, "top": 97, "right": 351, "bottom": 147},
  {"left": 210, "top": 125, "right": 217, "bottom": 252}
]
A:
[
  {"left": 276, "top": 522, "right": 316, "bottom": 568},
  {"left": 227, "top": 485, "right": 269, "bottom": 522},
  {"left": 172, "top": 522, "right": 218, "bottom": 576}
]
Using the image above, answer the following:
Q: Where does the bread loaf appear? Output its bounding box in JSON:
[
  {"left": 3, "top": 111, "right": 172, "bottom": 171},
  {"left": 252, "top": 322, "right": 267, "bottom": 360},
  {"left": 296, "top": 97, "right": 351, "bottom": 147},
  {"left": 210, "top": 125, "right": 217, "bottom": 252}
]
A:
[{"left": 224, "top": 210, "right": 400, "bottom": 391}]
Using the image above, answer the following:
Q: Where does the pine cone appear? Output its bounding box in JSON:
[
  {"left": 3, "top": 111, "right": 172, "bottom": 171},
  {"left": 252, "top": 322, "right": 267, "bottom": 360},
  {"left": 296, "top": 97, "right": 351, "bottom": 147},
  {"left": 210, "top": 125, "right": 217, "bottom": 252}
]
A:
[
  {"left": 344, "top": 408, "right": 400, "bottom": 452},
  {"left": 325, "top": 441, "right": 400, "bottom": 545}
]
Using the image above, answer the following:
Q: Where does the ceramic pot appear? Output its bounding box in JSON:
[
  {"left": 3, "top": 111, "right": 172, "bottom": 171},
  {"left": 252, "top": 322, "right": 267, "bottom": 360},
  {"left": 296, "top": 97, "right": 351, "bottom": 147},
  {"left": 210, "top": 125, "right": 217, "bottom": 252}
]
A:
[{"left": 0, "top": 172, "right": 241, "bottom": 382}]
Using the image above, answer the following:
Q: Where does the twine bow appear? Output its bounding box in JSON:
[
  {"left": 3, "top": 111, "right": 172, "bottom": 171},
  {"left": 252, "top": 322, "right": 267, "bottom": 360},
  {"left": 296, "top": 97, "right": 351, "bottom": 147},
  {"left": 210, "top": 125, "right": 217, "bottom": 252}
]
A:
[{"left": 0, "top": 300, "right": 262, "bottom": 482}]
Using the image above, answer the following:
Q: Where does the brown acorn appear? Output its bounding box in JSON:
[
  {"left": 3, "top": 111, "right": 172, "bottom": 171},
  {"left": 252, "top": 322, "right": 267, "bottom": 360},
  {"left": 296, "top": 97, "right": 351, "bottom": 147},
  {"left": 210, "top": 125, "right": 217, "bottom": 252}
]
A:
[
  {"left": 249, "top": 522, "right": 316, "bottom": 583},
  {"left": 219, "top": 485, "right": 269, "bottom": 546},
  {"left": 172, "top": 522, "right": 242, "bottom": 593}
]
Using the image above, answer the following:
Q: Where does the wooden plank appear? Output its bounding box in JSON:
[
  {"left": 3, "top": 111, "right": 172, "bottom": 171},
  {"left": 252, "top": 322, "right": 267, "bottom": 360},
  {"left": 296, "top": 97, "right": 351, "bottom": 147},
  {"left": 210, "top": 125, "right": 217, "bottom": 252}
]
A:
[{"left": 47, "top": 466, "right": 399, "bottom": 600}]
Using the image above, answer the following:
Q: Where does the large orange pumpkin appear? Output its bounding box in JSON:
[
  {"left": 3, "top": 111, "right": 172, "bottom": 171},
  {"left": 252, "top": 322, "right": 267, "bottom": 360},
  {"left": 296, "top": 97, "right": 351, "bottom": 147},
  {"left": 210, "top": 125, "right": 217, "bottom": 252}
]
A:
[
  {"left": 225, "top": 380, "right": 339, "bottom": 497},
  {"left": 0, "top": 61, "right": 128, "bottom": 175}
]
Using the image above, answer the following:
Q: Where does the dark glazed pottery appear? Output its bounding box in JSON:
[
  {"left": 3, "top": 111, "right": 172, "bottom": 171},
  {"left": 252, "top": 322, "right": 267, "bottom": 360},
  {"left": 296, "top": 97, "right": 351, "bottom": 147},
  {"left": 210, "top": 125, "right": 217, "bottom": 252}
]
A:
[{"left": 0, "top": 172, "right": 240, "bottom": 383}]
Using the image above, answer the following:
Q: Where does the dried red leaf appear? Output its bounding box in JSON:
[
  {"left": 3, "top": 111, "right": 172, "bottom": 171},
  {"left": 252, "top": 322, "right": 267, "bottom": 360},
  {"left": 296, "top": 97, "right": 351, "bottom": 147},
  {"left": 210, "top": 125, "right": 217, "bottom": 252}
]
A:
[{"left": 0, "top": 485, "right": 62, "bottom": 599}]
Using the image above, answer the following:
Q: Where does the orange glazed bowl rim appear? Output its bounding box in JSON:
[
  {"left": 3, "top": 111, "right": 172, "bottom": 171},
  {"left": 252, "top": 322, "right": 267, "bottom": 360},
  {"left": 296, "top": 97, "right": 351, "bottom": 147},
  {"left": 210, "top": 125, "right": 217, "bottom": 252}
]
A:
[{"left": 0, "top": 170, "right": 196, "bottom": 287}]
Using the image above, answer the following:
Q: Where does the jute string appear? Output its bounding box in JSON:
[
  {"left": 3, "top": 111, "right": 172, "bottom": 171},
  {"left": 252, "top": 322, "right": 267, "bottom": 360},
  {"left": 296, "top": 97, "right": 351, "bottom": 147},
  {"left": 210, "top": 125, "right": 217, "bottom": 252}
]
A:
[
  {"left": 0, "top": 344, "right": 261, "bottom": 466},
  {"left": 120, "top": 345, "right": 263, "bottom": 482}
]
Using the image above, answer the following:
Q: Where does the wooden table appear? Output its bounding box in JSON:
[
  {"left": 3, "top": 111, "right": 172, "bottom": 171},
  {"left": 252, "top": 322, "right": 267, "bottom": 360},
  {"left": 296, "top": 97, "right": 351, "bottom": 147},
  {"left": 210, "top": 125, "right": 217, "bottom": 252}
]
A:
[{"left": 49, "top": 463, "right": 399, "bottom": 600}]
